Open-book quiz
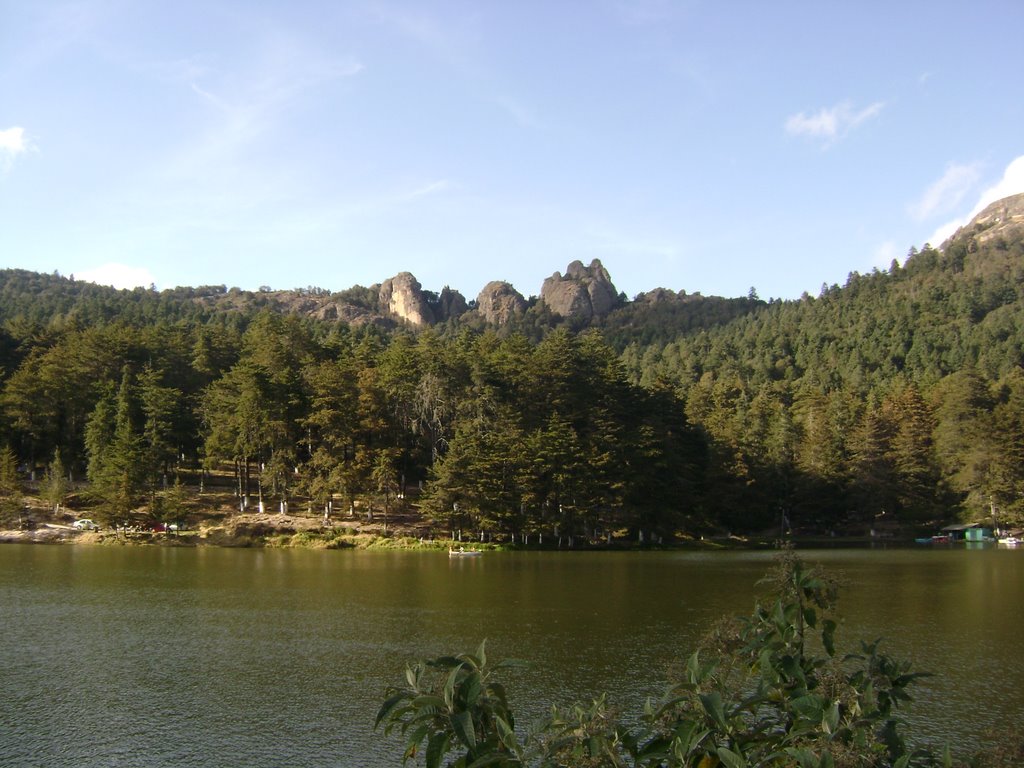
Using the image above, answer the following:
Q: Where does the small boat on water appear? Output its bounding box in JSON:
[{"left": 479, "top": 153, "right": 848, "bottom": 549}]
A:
[
  {"left": 448, "top": 547, "right": 482, "bottom": 557},
  {"left": 997, "top": 536, "right": 1021, "bottom": 546},
  {"left": 914, "top": 535, "right": 952, "bottom": 544}
]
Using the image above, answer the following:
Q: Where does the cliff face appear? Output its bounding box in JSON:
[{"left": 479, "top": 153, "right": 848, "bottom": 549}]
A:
[
  {"left": 476, "top": 281, "right": 527, "bottom": 325},
  {"left": 435, "top": 286, "right": 469, "bottom": 323},
  {"left": 540, "top": 258, "right": 620, "bottom": 321},
  {"left": 379, "top": 272, "right": 436, "bottom": 326}
]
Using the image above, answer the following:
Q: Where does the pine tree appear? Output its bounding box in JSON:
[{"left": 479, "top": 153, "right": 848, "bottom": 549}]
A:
[
  {"left": 85, "top": 371, "right": 144, "bottom": 523},
  {"left": 0, "top": 445, "right": 22, "bottom": 527},
  {"left": 42, "top": 448, "right": 68, "bottom": 515}
]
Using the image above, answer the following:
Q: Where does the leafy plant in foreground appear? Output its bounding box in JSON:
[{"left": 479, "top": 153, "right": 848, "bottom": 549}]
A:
[
  {"left": 376, "top": 641, "right": 525, "bottom": 767},
  {"left": 378, "top": 554, "right": 1011, "bottom": 767}
]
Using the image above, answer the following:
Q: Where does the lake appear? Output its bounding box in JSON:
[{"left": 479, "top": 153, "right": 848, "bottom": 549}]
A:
[{"left": 1, "top": 544, "right": 1022, "bottom": 766}]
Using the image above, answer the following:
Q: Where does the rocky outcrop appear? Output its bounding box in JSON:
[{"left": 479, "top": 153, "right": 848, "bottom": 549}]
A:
[
  {"left": 540, "top": 259, "right": 619, "bottom": 321},
  {"left": 187, "top": 257, "right": 626, "bottom": 328},
  {"left": 635, "top": 288, "right": 705, "bottom": 304},
  {"left": 433, "top": 286, "right": 469, "bottom": 322},
  {"left": 313, "top": 302, "right": 389, "bottom": 327},
  {"left": 476, "top": 281, "right": 527, "bottom": 325},
  {"left": 379, "top": 272, "right": 435, "bottom": 326},
  {"left": 957, "top": 192, "right": 1024, "bottom": 248},
  {"left": 942, "top": 192, "right": 1024, "bottom": 252}
]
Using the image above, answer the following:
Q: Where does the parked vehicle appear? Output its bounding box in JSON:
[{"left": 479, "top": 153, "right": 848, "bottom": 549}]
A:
[{"left": 72, "top": 519, "right": 99, "bottom": 531}]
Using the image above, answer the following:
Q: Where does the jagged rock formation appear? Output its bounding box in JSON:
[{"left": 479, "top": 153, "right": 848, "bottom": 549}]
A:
[
  {"left": 433, "top": 286, "right": 469, "bottom": 322},
  {"left": 540, "top": 259, "right": 619, "bottom": 321},
  {"left": 379, "top": 272, "right": 435, "bottom": 326},
  {"left": 634, "top": 288, "right": 706, "bottom": 304},
  {"left": 953, "top": 192, "right": 1024, "bottom": 249},
  {"left": 476, "top": 281, "right": 527, "bottom": 325}
]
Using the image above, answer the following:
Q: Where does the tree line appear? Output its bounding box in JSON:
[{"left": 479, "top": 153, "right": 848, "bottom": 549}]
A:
[
  {"left": 1, "top": 220, "right": 1022, "bottom": 536},
  {"left": 0, "top": 314, "right": 704, "bottom": 540}
]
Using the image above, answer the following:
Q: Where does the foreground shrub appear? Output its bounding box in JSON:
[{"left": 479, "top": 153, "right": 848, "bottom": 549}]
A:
[{"left": 378, "top": 553, "right": 1017, "bottom": 767}]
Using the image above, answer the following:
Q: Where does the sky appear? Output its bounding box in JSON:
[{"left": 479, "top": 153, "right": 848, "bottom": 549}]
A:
[{"left": 1, "top": 1, "right": 1023, "bottom": 302}]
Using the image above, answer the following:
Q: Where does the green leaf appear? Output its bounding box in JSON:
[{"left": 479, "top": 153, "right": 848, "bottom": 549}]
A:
[
  {"left": 444, "top": 663, "right": 464, "bottom": 709},
  {"left": 463, "top": 672, "right": 483, "bottom": 708},
  {"left": 803, "top": 606, "right": 817, "bottom": 629},
  {"left": 699, "top": 691, "right": 729, "bottom": 732},
  {"left": 412, "top": 694, "right": 446, "bottom": 708},
  {"left": 667, "top": 721, "right": 708, "bottom": 756},
  {"left": 687, "top": 651, "right": 703, "bottom": 683},
  {"left": 790, "top": 694, "right": 824, "bottom": 722},
  {"left": 494, "top": 715, "right": 516, "bottom": 750},
  {"left": 822, "top": 699, "right": 840, "bottom": 734},
  {"left": 376, "top": 692, "right": 410, "bottom": 728},
  {"left": 716, "top": 745, "right": 747, "bottom": 768},
  {"left": 822, "top": 619, "right": 836, "bottom": 657},
  {"left": 425, "top": 731, "right": 450, "bottom": 768},
  {"left": 452, "top": 709, "right": 476, "bottom": 749}
]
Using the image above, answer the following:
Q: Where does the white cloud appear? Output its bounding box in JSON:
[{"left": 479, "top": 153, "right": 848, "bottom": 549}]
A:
[
  {"left": 784, "top": 101, "right": 884, "bottom": 144},
  {"left": 928, "top": 155, "right": 1024, "bottom": 246},
  {"left": 0, "top": 126, "right": 30, "bottom": 170},
  {"left": 76, "top": 263, "right": 157, "bottom": 290},
  {"left": 909, "top": 162, "right": 981, "bottom": 221},
  {"left": 873, "top": 240, "right": 900, "bottom": 270}
]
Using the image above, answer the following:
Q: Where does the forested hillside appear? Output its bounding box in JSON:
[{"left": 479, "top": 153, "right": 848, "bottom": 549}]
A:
[
  {"left": 1, "top": 194, "right": 1023, "bottom": 539},
  {"left": 621, "top": 195, "right": 1024, "bottom": 532}
]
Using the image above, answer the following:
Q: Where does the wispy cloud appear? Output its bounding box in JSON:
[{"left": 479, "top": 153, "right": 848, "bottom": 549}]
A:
[
  {"left": 785, "top": 101, "right": 884, "bottom": 145},
  {"left": 0, "top": 126, "right": 31, "bottom": 171},
  {"left": 157, "top": 37, "right": 364, "bottom": 204},
  {"left": 492, "top": 94, "right": 543, "bottom": 130},
  {"left": 909, "top": 162, "right": 981, "bottom": 221},
  {"left": 366, "top": 3, "right": 481, "bottom": 68},
  {"left": 873, "top": 240, "right": 900, "bottom": 270},
  {"left": 400, "top": 179, "right": 453, "bottom": 201},
  {"left": 928, "top": 155, "right": 1024, "bottom": 246}
]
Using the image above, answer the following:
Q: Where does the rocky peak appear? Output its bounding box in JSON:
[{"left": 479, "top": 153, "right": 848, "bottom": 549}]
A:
[
  {"left": 946, "top": 192, "right": 1024, "bottom": 250},
  {"left": 540, "top": 258, "right": 619, "bottom": 321},
  {"left": 966, "top": 192, "right": 1024, "bottom": 245},
  {"left": 476, "top": 281, "right": 527, "bottom": 325},
  {"left": 379, "top": 272, "right": 435, "bottom": 326},
  {"left": 433, "top": 286, "right": 469, "bottom": 322}
]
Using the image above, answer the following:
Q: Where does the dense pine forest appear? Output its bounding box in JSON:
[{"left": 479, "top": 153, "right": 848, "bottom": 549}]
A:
[{"left": 2, "top": 195, "right": 1023, "bottom": 540}]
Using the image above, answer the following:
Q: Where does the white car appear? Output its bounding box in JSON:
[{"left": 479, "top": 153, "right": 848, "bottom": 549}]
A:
[{"left": 72, "top": 519, "right": 99, "bottom": 531}]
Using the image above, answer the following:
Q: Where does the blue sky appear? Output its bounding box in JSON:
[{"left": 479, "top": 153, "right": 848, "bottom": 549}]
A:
[{"left": 2, "top": 1, "right": 1022, "bottom": 302}]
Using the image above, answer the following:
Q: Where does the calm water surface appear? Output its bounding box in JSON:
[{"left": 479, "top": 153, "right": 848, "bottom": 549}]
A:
[{"left": 1, "top": 545, "right": 1022, "bottom": 766}]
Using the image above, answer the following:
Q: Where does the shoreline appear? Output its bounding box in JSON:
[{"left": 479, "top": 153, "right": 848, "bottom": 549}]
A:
[{"left": 0, "top": 521, "right": 923, "bottom": 552}]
